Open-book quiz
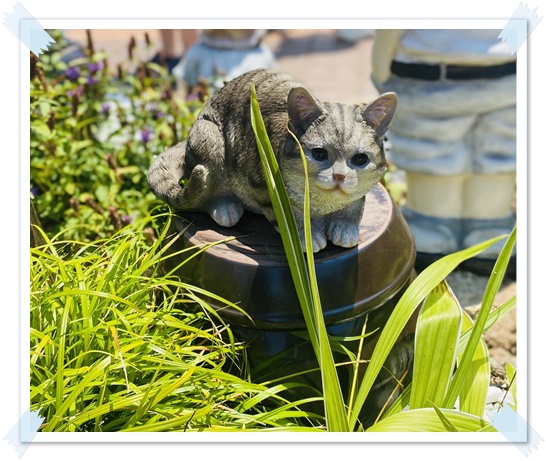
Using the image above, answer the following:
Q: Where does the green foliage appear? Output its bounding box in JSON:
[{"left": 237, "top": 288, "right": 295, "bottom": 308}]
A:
[
  {"left": 250, "top": 86, "right": 517, "bottom": 432},
  {"left": 410, "top": 280, "right": 462, "bottom": 410},
  {"left": 30, "top": 213, "right": 323, "bottom": 431},
  {"left": 30, "top": 30, "right": 204, "bottom": 241},
  {"left": 352, "top": 232, "right": 516, "bottom": 430}
]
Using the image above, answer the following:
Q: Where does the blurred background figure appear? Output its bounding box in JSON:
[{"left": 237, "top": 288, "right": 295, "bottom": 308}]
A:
[
  {"left": 151, "top": 29, "right": 200, "bottom": 74},
  {"left": 172, "top": 29, "right": 276, "bottom": 97},
  {"left": 371, "top": 29, "right": 517, "bottom": 262}
]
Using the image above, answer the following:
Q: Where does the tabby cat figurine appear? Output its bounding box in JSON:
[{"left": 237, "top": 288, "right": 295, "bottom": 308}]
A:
[{"left": 147, "top": 69, "right": 397, "bottom": 252}]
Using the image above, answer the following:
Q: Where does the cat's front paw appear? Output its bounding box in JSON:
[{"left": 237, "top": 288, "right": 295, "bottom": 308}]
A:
[
  {"left": 327, "top": 221, "right": 360, "bottom": 249},
  {"left": 300, "top": 230, "right": 328, "bottom": 253},
  {"left": 209, "top": 198, "right": 244, "bottom": 227}
]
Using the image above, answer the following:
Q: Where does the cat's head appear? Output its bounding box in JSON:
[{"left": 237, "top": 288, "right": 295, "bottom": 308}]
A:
[{"left": 283, "top": 87, "right": 397, "bottom": 210}]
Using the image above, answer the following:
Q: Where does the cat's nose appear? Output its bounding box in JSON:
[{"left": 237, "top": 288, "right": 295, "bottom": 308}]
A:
[{"left": 333, "top": 173, "right": 346, "bottom": 183}]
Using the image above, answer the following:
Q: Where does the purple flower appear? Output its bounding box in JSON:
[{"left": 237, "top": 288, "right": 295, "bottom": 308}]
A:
[
  {"left": 140, "top": 127, "right": 153, "bottom": 143},
  {"left": 87, "top": 62, "right": 102, "bottom": 74},
  {"left": 65, "top": 67, "right": 80, "bottom": 81},
  {"left": 30, "top": 186, "right": 39, "bottom": 197},
  {"left": 86, "top": 75, "right": 98, "bottom": 85},
  {"left": 101, "top": 103, "right": 111, "bottom": 116}
]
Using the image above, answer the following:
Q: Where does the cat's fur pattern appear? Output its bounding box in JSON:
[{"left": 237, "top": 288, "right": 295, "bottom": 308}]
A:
[{"left": 147, "top": 69, "right": 397, "bottom": 252}]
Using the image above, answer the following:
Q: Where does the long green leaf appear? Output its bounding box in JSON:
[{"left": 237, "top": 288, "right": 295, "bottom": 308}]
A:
[
  {"left": 249, "top": 83, "right": 316, "bottom": 349},
  {"left": 384, "top": 293, "right": 516, "bottom": 420},
  {"left": 410, "top": 280, "right": 461, "bottom": 409},
  {"left": 443, "top": 227, "right": 516, "bottom": 409},
  {"left": 458, "top": 310, "right": 490, "bottom": 416},
  {"left": 366, "top": 408, "right": 496, "bottom": 432},
  {"left": 349, "top": 234, "right": 507, "bottom": 430},
  {"left": 288, "top": 125, "right": 348, "bottom": 431},
  {"left": 121, "top": 406, "right": 213, "bottom": 432},
  {"left": 505, "top": 362, "right": 517, "bottom": 409},
  {"left": 457, "top": 296, "right": 516, "bottom": 355},
  {"left": 44, "top": 355, "right": 113, "bottom": 431},
  {"left": 250, "top": 84, "right": 348, "bottom": 431},
  {"left": 431, "top": 402, "right": 459, "bottom": 431}
]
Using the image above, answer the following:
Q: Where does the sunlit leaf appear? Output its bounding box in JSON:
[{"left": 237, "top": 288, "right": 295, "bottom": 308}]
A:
[
  {"left": 410, "top": 280, "right": 461, "bottom": 409},
  {"left": 458, "top": 310, "right": 490, "bottom": 416},
  {"left": 505, "top": 362, "right": 517, "bottom": 409},
  {"left": 443, "top": 227, "right": 516, "bottom": 409},
  {"left": 349, "top": 233, "right": 508, "bottom": 430},
  {"left": 367, "top": 408, "right": 496, "bottom": 432}
]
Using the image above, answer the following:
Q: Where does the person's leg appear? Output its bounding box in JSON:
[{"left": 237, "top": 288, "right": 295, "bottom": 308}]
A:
[
  {"left": 462, "top": 103, "right": 517, "bottom": 256},
  {"left": 153, "top": 29, "right": 188, "bottom": 74},
  {"left": 160, "top": 29, "right": 178, "bottom": 58},
  {"left": 376, "top": 79, "right": 476, "bottom": 254},
  {"left": 403, "top": 172, "right": 466, "bottom": 253},
  {"left": 374, "top": 75, "right": 516, "bottom": 257}
]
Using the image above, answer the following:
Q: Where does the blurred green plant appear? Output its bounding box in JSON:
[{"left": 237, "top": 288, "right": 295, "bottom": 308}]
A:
[{"left": 30, "top": 30, "right": 204, "bottom": 241}]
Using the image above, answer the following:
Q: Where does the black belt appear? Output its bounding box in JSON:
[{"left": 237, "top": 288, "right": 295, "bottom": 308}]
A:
[{"left": 390, "top": 60, "right": 516, "bottom": 81}]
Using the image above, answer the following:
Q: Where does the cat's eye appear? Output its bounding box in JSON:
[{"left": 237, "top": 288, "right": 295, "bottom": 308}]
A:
[
  {"left": 351, "top": 153, "right": 369, "bottom": 167},
  {"left": 311, "top": 148, "right": 328, "bottom": 161}
]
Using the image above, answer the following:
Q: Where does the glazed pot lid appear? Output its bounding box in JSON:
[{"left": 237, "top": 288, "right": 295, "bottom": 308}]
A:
[{"left": 163, "top": 183, "right": 416, "bottom": 330}]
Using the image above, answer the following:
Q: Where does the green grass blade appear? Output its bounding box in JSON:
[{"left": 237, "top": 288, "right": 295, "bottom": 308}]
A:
[
  {"left": 431, "top": 402, "right": 459, "bottom": 431},
  {"left": 456, "top": 296, "right": 516, "bottom": 355},
  {"left": 289, "top": 125, "right": 348, "bottom": 431},
  {"left": 44, "top": 355, "right": 113, "bottom": 431},
  {"left": 250, "top": 84, "right": 348, "bottom": 431},
  {"left": 443, "top": 227, "right": 516, "bottom": 409},
  {"left": 55, "top": 299, "right": 71, "bottom": 413},
  {"left": 121, "top": 407, "right": 213, "bottom": 432},
  {"left": 458, "top": 310, "right": 490, "bottom": 416},
  {"left": 505, "top": 362, "right": 517, "bottom": 409},
  {"left": 410, "top": 280, "right": 461, "bottom": 409},
  {"left": 348, "top": 233, "right": 507, "bottom": 430},
  {"left": 249, "top": 82, "right": 316, "bottom": 349}
]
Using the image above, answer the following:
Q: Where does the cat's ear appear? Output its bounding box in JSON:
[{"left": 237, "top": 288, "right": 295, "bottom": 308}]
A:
[
  {"left": 362, "top": 92, "right": 397, "bottom": 137},
  {"left": 287, "top": 87, "right": 324, "bottom": 134}
]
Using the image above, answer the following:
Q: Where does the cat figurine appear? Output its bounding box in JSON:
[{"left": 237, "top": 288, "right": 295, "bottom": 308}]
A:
[{"left": 147, "top": 69, "right": 397, "bottom": 253}]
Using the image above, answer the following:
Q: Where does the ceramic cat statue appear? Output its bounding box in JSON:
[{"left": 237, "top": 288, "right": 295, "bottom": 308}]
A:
[{"left": 147, "top": 69, "right": 397, "bottom": 252}]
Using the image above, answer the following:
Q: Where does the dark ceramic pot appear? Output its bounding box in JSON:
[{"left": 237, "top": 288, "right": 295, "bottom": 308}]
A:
[{"left": 161, "top": 183, "right": 417, "bottom": 428}]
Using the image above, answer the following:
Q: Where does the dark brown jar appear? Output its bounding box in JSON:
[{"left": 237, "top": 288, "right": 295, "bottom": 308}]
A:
[{"left": 161, "top": 183, "right": 417, "bottom": 429}]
